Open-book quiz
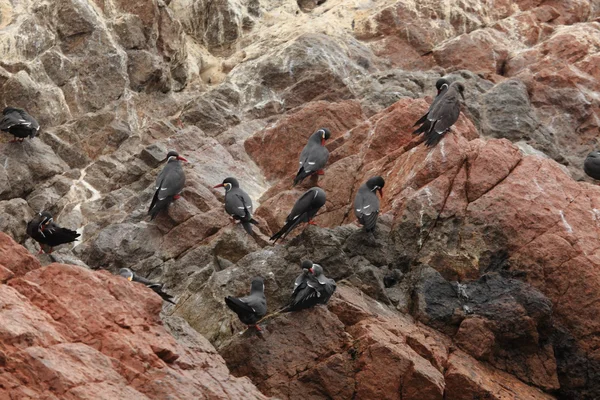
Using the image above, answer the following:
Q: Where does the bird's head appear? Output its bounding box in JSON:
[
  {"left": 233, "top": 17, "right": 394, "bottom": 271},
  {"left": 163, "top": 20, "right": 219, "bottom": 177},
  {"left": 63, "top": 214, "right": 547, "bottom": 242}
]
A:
[
  {"left": 314, "top": 128, "right": 331, "bottom": 146},
  {"left": 38, "top": 211, "right": 53, "bottom": 229},
  {"left": 165, "top": 150, "right": 188, "bottom": 163},
  {"left": 300, "top": 260, "right": 313, "bottom": 272},
  {"left": 214, "top": 177, "right": 239, "bottom": 192},
  {"left": 366, "top": 176, "right": 385, "bottom": 198},
  {"left": 587, "top": 151, "right": 600, "bottom": 159},
  {"left": 435, "top": 78, "right": 450, "bottom": 94},
  {"left": 250, "top": 276, "right": 265, "bottom": 293},
  {"left": 119, "top": 268, "right": 134, "bottom": 281},
  {"left": 309, "top": 263, "right": 324, "bottom": 276}
]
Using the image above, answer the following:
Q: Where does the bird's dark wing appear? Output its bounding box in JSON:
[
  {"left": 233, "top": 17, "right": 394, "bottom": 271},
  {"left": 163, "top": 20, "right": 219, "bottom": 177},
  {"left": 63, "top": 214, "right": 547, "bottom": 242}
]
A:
[
  {"left": 147, "top": 283, "right": 176, "bottom": 304},
  {"left": 148, "top": 162, "right": 185, "bottom": 219},
  {"left": 42, "top": 222, "right": 80, "bottom": 247},
  {"left": 225, "top": 188, "right": 253, "bottom": 220},
  {"left": 0, "top": 109, "right": 39, "bottom": 138},
  {"left": 427, "top": 91, "right": 461, "bottom": 134},
  {"left": 287, "top": 190, "right": 318, "bottom": 223},
  {"left": 313, "top": 274, "right": 336, "bottom": 304},
  {"left": 354, "top": 188, "right": 380, "bottom": 231},
  {"left": 294, "top": 143, "right": 329, "bottom": 185},
  {"left": 242, "top": 293, "right": 267, "bottom": 317},
  {"left": 289, "top": 281, "right": 321, "bottom": 311}
]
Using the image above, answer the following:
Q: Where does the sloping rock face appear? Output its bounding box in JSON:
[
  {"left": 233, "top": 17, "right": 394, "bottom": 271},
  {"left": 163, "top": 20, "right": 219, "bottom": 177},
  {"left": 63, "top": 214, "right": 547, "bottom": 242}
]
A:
[
  {"left": 1, "top": 0, "right": 600, "bottom": 399},
  {"left": 0, "top": 232, "right": 267, "bottom": 399}
]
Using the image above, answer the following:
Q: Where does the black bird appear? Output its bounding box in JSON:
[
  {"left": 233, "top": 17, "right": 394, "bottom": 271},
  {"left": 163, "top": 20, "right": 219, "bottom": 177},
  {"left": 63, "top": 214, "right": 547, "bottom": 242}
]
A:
[
  {"left": 354, "top": 176, "right": 385, "bottom": 232},
  {"left": 214, "top": 177, "right": 259, "bottom": 235},
  {"left": 148, "top": 150, "right": 187, "bottom": 220},
  {"left": 293, "top": 128, "right": 331, "bottom": 186},
  {"left": 0, "top": 107, "right": 40, "bottom": 142},
  {"left": 584, "top": 151, "right": 600, "bottom": 180},
  {"left": 418, "top": 81, "right": 465, "bottom": 147},
  {"left": 286, "top": 260, "right": 336, "bottom": 311},
  {"left": 119, "top": 268, "right": 176, "bottom": 304},
  {"left": 269, "top": 187, "right": 326, "bottom": 243},
  {"left": 26, "top": 211, "right": 80, "bottom": 254},
  {"left": 413, "top": 78, "right": 450, "bottom": 136},
  {"left": 225, "top": 277, "right": 267, "bottom": 331}
]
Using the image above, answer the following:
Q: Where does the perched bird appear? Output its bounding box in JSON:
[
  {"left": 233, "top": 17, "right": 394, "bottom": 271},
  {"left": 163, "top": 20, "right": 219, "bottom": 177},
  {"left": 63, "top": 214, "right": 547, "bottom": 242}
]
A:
[
  {"left": 26, "top": 211, "right": 80, "bottom": 254},
  {"left": 286, "top": 260, "right": 336, "bottom": 311},
  {"left": 214, "top": 177, "right": 259, "bottom": 235},
  {"left": 417, "top": 81, "right": 465, "bottom": 147},
  {"left": 225, "top": 277, "right": 267, "bottom": 331},
  {"left": 413, "top": 78, "right": 450, "bottom": 136},
  {"left": 269, "top": 187, "right": 326, "bottom": 243},
  {"left": 148, "top": 150, "right": 187, "bottom": 220},
  {"left": 293, "top": 128, "right": 331, "bottom": 186},
  {"left": 119, "top": 268, "right": 176, "bottom": 304},
  {"left": 354, "top": 176, "right": 385, "bottom": 232},
  {"left": 584, "top": 151, "right": 600, "bottom": 180},
  {"left": 0, "top": 107, "right": 40, "bottom": 142}
]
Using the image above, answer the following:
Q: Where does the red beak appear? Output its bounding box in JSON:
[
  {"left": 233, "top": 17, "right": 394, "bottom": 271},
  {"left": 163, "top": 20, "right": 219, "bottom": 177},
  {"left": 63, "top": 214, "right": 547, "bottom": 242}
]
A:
[
  {"left": 378, "top": 188, "right": 383, "bottom": 198},
  {"left": 308, "top": 268, "right": 314, "bottom": 274},
  {"left": 214, "top": 183, "right": 224, "bottom": 188},
  {"left": 321, "top": 138, "right": 325, "bottom": 146},
  {"left": 177, "top": 156, "right": 188, "bottom": 162}
]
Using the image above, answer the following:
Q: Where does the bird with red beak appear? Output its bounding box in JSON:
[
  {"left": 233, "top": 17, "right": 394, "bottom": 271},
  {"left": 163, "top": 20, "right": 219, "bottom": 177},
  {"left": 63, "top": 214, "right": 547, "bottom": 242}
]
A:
[
  {"left": 26, "top": 211, "right": 80, "bottom": 254},
  {"left": 148, "top": 150, "right": 187, "bottom": 220}
]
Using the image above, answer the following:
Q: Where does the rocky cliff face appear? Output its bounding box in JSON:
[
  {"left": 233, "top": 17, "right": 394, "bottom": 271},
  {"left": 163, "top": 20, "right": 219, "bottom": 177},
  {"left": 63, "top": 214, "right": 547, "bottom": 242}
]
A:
[{"left": 0, "top": 0, "right": 599, "bottom": 399}]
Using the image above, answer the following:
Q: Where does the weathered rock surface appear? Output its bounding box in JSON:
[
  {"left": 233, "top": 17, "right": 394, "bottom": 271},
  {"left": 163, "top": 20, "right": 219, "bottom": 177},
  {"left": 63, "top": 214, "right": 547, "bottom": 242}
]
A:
[
  {"left": 0, "top": 233, "right": 268, "bottom": 399},
  {"left": 221, "top": 285, "right": 554, "bottom": 400},
  {"left": 0, "top": 0, "right": 600, "bottom": 398}
]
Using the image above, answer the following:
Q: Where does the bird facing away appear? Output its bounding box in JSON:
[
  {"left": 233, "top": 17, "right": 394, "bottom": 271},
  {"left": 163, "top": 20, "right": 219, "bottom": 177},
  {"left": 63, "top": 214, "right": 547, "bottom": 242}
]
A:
[
  {"left": 413, "top": 78, "right": 450, "bottom": 136},
  {"left": 293, "top": 128, "right": 331, "bottom": 186},
  {"left": 584, "top": 151, "right": 600, "bottom": 180},
  {"left": 0, "top": 107, "right": 40, "bottom": 142},
  {"left": 225, "top": 277, "right": 267, "bottom": 331},
  {"left": 26, "top": 211, "right": 80, "bottom": 254},
  {"left": 148, "top": 150, "right": 187, "bottom": 220},
  {"left": 418, "top": 81, "right": 465, "bottom": 147},
  {"left": 119, "top": 268, "right": 176, "bottom": 304},
  {"left": 214, "top": 177, "right": 259, "bottom": 235},
  {"left": 286, "top": 260, "right": 336, "bottom": 311},
  {"left": 269, "top": 187, "right": 327, "bottom": 243},
  {"left": 354, "top": 176, "right": 385, "bottom": 232}
]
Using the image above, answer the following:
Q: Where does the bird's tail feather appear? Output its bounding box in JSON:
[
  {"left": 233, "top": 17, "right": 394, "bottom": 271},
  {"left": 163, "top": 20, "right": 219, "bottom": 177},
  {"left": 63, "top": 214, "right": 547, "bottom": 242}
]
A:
[
  {"left": 413, "top": 113, "right": 427, "bottom": 127},
  {"left": 413, "top": 119, "right": 432, "bottom": 135},
  {"left": 424, "top": 130, "right": 445, "bottom": 147},
  {"left": 293, "top": 167, "right": 312, "bottom": 186},
  {"left": 361, "top": 212, "right": 379, "bottom": 232},
  {"left": 225, "top": 296, "right": 254, "bottom": 314},
  {"left": 269, "top": 218, "right": 302, "bottom": 243},
  {"left": 241, "top": 221, "right": 254, "bottom": 235},
  {"left": 148, "top": 197, "right": 171, "bottom": 220}
]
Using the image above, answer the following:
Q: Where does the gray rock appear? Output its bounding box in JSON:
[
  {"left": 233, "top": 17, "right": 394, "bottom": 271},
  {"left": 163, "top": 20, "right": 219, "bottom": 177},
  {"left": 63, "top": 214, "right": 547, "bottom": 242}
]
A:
[{"left": 0, "top": 198, "right": 34, "bottom": 243}]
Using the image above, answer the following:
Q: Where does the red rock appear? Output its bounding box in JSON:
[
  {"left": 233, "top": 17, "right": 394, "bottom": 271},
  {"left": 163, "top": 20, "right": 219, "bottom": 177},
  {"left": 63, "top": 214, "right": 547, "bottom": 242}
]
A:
[
  {"left": 244, "top": 100, "right": 366, "bottom": 181},
  {"left": 0, "top": 232, "right": 41, "bottom": 277},
  {"left": 432, "top": 29, "right": 511, "bottom": 76},
  {"left": 222, "top": 285, "right": 552, "bottom": 400},
  {"left": 445, "top": 350, "right": 554, "bottom": 400},
  {"left": 0, "top": 234, "right": 268, "bottom": 399},
  {"left": 466, "top": 138, "right": 522, "bottom": 202},
  {"left": 455, "top": 317, "right": 495, "bottom": 360}
]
